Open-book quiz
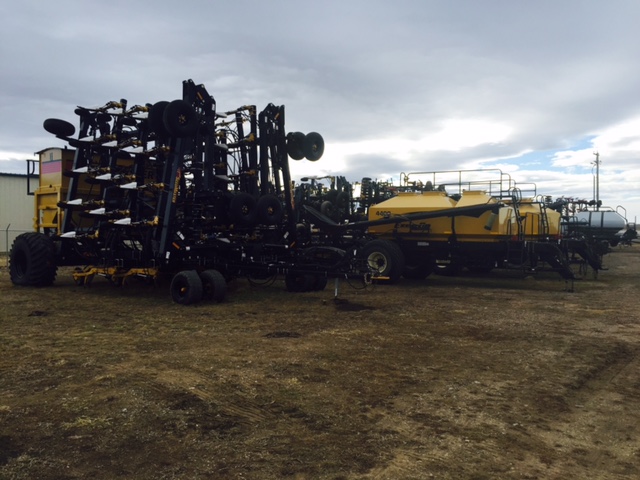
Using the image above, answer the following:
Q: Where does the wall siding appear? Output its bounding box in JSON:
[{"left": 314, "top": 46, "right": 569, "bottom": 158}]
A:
[{"left": 0, "top": 174, "right": 35, "bottom": 253}]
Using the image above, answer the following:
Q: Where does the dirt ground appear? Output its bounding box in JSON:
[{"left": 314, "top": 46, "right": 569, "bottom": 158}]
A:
[{"left": 1, "top": 247, "right": 639, "bottom": 480}]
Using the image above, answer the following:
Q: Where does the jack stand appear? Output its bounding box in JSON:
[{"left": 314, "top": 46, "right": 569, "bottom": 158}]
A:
[{"left": 332, "top": 276, "right": 350, "bottom": 305}]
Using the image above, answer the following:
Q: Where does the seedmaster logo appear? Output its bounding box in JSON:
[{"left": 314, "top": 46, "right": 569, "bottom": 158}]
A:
[{"left": 172, "top": 168, "right": 181, "bottom": 203}]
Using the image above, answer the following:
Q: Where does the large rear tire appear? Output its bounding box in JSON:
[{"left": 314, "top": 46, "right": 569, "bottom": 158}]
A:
[
  {"left": 360, "top": 239, "right": 404, "bottom": 283},
  {"left": 9, "top": 233, "right": 58, "bottom": 286},
  {"left": 200, "top": 269, "right": 227, "bottom": 302},
  {"left": 170, "top": 270, "right": 203, "bottom": 305}
]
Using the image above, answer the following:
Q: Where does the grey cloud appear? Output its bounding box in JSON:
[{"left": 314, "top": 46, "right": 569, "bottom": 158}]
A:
[{"left": 3, "top": 0, "right": 640, "bottom": 217}]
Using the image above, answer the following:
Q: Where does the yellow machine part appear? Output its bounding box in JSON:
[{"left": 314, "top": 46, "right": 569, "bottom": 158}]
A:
[
  {"left": 515, "top": 200, "right": 562, "bottom": 237},
  {"left": 33, "top": 148, "right": 76, "bottom": 232},
  {"left": 33, "top": 147, "right": 132, "bottom": 233},
  {"left": 72, "top": 266, "right": 159, "bottom": 286},
  {"left": 367, "top": 190, "right": 516, "bottom": 242}
]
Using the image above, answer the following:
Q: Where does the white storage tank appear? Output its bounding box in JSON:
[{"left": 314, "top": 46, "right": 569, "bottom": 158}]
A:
[
  {"left": 569, "top": 209, "right": 628, "bottom": 246},
  {"left": 574, "top": 210, "right": 626, "bottom": 230}
]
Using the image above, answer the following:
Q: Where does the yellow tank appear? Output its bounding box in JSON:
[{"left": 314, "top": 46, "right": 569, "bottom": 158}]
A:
[
  {"left": 449, "top": 191, "right": 516, "bottom": 240},
  {"left": 359, "top": 171, "right": 580, "bottom": 280},
  {"left": 33, "top": 147, "right": 131, "bottom": 234},
  {"left": 367, "top": 190, "right": 516, "bottom": 242},
  {"left": 507, "top": 198, "right": 562, "bottom": 239},
  {"left": 368, "top": 191, "right": 455, "bottom": 239},
  {"left": 33, "top": 147, "right": 77, "bottom": 232}
]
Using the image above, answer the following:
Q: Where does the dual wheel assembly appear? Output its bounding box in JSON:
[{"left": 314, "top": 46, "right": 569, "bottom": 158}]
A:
[
  {"left": 286, "top": 131, "right": 324, "bottom": 161},
  {"left": 148, "top": 99, "right": 200, "bottom": 138},
  {"left": 170, "top": 269, "right": 227, "bottom": 305},
  {"left": 228, "top": 193, "right": 284, "bottom": 226}
]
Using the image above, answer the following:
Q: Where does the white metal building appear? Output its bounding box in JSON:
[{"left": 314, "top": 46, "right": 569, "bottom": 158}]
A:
[{"left": 0, "top": 173, "right": 36, "bottom": 254}]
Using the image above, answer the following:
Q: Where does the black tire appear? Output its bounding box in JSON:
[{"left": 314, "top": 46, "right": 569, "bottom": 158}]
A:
[
  {"left": 170, "top": 270, "right": 203, "bottom": 305},
  {"left": 304, "top": 132, "right": 324, "bottom": 161},
  {"left": 466, "top": 259, "right": 495, "bottom": 274},
  {"left": 163, "top": 99, "right": 198, "bottom": 138},
  {"left": 320, "top": 200, "right": 334, "bottom": 218},
  {"left": 148, "top": 101, "right": 169, "bottom": 136},
  {"left": 295, "top": 223, "right": 311, "bottom": 243},
  {"left": 402, "top": 258, "right": 435, "bottom": 280},
  {"left": 256, "top": 194, "right": 284, "bottom": 225},
  {"left": 9, "top": 233, "right": 58, "bottom": 287},
  {"left": 334, "top": 191, "right": 350, "bottom": 222},
  {"left": 324, "top": 189, "right": 338, "bottom": 204},
  {"left": 335, "top": 191, "right": 350, "bottom": 209},
  {"left": 43, "top": 118, "right": 76, "bottom": 138},
  {"left": 286, "top": 131, "right": 306, "bottom": 160},
  {"left": 229, "top": 192, "right": 258, "bottom": 226},
  {"left": 313, "top": 275, "right": 328, "bottom": 291},
  {"left": 284, "top": 272, "right": 316, "bottom": 292},
  {"left": 200, "top": 269, "right": 227, "bottom": 302},
  {"left": 360, "top": 239, "right": 405, "bottom": 283}
]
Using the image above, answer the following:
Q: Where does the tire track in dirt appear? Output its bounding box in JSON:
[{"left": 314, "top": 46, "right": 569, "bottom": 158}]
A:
[
  {"left": 569, "top": 348, "right": 639, "bottom": 474},
  {"left": 154, "top": 369, "right": 271, "bottom": 425},
  {"left": 104, "top": 364, "right": 274, "bottom": 426},
  {"left": 357, "top": 401, "right": 542, "bottom": 479},
  {"left": 535, "top": 345, "right": 640, "bottom": 478}
]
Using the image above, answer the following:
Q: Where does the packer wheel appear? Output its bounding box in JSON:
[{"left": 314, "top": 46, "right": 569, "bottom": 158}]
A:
[
  {"left": 229, "top": 192, "right": 258, "bottom": 226},
  {"left": 163, "top": 99, "right": 198, "bottom": 137},
  {"left": 303, "top": 132, "right": 324, "bottom": 161},
  {"left": 43, "top": 118, "right": 76, "bottom": 138},
  {"left": 286, "top": 131, "right": 306, "bottom": 160},
  {"left": 148, "top": 100, "right": 170, "bottom": 136},
  {"left": 257, "top": 194, "right": 283, "bottom": 225}
]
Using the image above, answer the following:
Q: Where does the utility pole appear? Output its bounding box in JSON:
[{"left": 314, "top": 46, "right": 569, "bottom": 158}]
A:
[{"left": 592, "top": 151, "right": 600, "bottom": 210}]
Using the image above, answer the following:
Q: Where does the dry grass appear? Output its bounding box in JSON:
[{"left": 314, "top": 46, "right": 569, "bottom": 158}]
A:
[{"left": 1, "top": 247, "right": 639, "bottom": 479}]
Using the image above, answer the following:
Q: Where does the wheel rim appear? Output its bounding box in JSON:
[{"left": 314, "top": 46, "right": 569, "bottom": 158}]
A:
[
  {"left": 173, "top": 280, "right": 187, "bottom": 300},
  {"left": 367, "top": 252, "right": 388, "bottom": 272}
]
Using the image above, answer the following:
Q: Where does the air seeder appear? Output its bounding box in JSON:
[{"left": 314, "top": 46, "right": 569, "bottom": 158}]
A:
[
  {"left": 364, "top": 169, "right": 603, "bottom": 282},
  {"left": 298, "top": 169, "right": 603, "bottom": 286},
  {"left": 10, "top": 80, "right": 398, "bottom": 303}
]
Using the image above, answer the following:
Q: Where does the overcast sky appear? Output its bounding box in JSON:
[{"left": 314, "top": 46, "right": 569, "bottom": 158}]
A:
[{"left": 2, "top": 0, "right": 639, "bottom": 222}]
